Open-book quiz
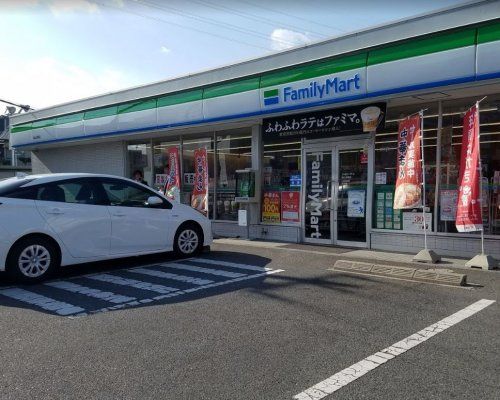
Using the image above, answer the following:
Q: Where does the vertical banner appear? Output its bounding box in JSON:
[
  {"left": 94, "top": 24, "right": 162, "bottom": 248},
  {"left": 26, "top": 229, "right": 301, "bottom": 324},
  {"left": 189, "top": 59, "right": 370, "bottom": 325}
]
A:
[
  {"left": 456, "top": 105, "right": 482, "bottom": 232},
  {"left": 164, "top": 147, "right": 180, "bottom": 201},
  {"left": 191, "top": 148, "right": 209, "bottom": 216},
  {"left": 393, "top": 114, "right": 422, "bottom": 209}
]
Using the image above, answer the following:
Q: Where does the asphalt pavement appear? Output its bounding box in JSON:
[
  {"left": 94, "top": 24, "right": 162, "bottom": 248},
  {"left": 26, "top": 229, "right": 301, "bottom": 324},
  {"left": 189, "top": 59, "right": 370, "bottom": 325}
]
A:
[{"left": 0, "top": 241, "right": 498, "bottom": 400}]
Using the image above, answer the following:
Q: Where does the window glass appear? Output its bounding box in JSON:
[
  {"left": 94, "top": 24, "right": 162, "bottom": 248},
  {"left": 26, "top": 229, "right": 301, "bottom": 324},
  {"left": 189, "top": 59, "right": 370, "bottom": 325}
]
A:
[
  {"left": 35, "top": 180, "right": 104, "bottom": 205},
  {"left": 262, "top": 140, "right": 301, "bottom": 224},
  {"left": 215, "top": 130, "right": 251, "bottom": 220},
  {"left": 101, "top": 179, "right": 162, "bottom": 208},
  {"left": 374, "top": 103, "right": 438, "bottom": 231},
  {"left": 182, "top": 136, "right": 214, "bottom": 218},
  {"left": 0, "top": 142, "right": 11, "bottom": 166},
  {"left": 127, "top": 143, "right": 152, "bottom": 186},
  {"left": 438, "top": 95, "right": 500, "bottom": 235},
  {"left": 0, "top": 178, "right": 35, "bottom": 197}
]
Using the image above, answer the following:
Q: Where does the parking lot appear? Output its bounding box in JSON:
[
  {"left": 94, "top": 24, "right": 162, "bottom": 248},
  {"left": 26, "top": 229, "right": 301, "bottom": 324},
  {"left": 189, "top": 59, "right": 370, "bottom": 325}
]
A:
[{"left": 1, "top": 241, "right": 498, "bottom": 400}]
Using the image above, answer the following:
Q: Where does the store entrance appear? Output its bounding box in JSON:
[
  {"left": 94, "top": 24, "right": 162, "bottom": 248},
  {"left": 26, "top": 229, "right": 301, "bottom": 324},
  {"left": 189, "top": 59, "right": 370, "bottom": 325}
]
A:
[{"left": 303, "top": 140, "right": 371, "bottom": 247}]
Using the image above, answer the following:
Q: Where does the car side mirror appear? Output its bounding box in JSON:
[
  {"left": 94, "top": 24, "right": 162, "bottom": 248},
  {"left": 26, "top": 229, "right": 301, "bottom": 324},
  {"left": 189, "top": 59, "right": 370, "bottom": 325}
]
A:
[{"left": 146, "top": 196, "right": 163, "bottom": 207}]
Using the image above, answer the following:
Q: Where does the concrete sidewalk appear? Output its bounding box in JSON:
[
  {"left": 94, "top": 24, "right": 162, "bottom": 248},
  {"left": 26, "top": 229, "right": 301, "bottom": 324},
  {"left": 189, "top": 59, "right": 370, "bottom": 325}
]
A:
[{"left": 214, "top": 238, "right": 499, "bottom": 272}]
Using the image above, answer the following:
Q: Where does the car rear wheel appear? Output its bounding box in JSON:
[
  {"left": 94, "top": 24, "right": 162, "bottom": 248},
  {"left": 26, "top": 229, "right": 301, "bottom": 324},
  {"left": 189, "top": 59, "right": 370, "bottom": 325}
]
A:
[
  {"left": 174, "top": 224, "right": 203, "bottom": 257},
  {"left": 7, "top": 237, "right": 59, "bottom": 283}
]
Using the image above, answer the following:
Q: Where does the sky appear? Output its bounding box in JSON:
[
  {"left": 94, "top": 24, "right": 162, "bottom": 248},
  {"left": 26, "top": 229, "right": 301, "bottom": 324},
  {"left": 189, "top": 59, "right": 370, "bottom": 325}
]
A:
[{"left": 0, "top": 0, "right": 468, "bottom": 111}]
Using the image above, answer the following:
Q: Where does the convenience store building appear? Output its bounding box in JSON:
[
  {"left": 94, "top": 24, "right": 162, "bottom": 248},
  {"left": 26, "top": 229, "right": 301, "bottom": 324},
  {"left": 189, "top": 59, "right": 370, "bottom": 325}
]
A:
[{"left": 9, "top": 1, "right": 500, "bottom": 259}]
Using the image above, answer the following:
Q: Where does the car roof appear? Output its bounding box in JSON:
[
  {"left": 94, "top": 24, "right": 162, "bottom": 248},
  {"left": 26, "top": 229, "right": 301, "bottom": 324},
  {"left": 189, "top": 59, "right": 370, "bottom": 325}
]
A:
[{"left": 11, "top": 173, "right": 138, "bottom": 186}]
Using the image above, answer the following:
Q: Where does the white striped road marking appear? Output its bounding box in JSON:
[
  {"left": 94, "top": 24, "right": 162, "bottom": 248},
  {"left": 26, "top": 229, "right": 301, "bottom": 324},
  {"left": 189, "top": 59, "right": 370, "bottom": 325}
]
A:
[
  {"left": 0, "top": 288, "right": 85, "bottom": 316},
  {"left": 86, "top": 274, "right": 179, "bottom": 294},
  {"left": 163, "top": 262, "right": 245, "bottom": 278},
  {"left": 191, "top": 258, "right": 272, "bottom": 272},
  {"left": 293, "top": 299, "right": 496, "bottom": 400},
  {"left": 129, "top": 267, "right": 214, "bottom": 286},
  {"left": 45, "top": 281, "right": 136, "bottom": 304}
]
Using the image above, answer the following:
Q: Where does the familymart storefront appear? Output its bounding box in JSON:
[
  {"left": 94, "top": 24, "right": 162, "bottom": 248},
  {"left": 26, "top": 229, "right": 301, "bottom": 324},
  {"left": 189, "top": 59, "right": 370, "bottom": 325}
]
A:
[{"left": 8, "top": 4, "right": 500, "bottom": 260}]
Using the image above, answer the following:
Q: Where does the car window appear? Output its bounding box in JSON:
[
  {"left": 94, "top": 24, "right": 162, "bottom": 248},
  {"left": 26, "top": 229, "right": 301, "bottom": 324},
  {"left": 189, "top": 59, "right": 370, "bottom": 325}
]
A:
[
  {"left": 100, "top": 179, "right": 170, "bottom": 208},
  {"left": 35, "top": 179, "right": 105, "bottom": 205},
  {"left": 0, "top": 178, "right": 36, "bottom": 198}
]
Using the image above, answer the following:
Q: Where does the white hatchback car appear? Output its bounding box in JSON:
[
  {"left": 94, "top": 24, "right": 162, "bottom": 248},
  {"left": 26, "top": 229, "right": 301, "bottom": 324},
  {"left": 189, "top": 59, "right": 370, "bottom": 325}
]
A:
[{"left": 0, "top": 173, "right": 213, "bottom": 282}]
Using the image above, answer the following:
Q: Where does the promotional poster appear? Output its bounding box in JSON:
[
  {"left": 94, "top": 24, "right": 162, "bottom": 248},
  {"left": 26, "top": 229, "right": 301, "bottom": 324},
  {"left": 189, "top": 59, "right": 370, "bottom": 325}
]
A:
[{"left": 191, "top": 148, "right": 209, "bottom": 216}]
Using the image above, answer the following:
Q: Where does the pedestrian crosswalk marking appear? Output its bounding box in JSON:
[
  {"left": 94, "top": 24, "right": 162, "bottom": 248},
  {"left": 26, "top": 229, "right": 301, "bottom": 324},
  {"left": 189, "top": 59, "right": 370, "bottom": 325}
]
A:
[
  {"left": 45, "top": 281, "right": 136, "bottom": 304},
  {"left": 0, "top": 258, "right": 284, "bottom": 317},
  {"left": 164, "top": 262, "right": 245, "bottom": 278},
  {"left": 87, "top": 274, "right": 179, "bottom": 294},
  {"left": 191, "top": 258, "right": 271, "bottom": 272},
  {"left": 0, "top": 287, "right": 85, "bottom": 316},
  {"left": 129, "top": 267, "right": 214, "bottom": 286}
]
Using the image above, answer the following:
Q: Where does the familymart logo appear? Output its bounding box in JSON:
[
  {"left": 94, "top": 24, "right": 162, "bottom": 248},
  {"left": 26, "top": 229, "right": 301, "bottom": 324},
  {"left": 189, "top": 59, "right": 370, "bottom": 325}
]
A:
[{"left": 263, "top": 73, "right": 362, "bottom": 107}]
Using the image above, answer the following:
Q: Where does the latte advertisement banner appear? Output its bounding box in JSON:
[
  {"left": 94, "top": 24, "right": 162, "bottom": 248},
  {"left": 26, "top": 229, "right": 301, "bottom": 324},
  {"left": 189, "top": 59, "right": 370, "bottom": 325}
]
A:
[
  {"left": 164, "top": 146, "right": 180, "bottom": 202},
  {"left": 262, "top": 191, "right": 281, "bottom": 223},
  {"left": 393, "top": 114, "right": 422, "bottom": 210},
  {"left": 262, "top": 103, "right": 386, "bottom": 142},
  {"left": 191, "top": 148, "right": 209, "bottom": 216},
  {"left": 456, "top": 105, "right": 482, "bottom": 232}
]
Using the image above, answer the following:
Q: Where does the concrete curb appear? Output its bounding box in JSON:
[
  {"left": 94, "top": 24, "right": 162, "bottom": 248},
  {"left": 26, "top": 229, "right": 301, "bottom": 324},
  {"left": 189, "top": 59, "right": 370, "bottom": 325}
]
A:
[{"left": 331, "top": 260, "right": 467, "bottom": 286}]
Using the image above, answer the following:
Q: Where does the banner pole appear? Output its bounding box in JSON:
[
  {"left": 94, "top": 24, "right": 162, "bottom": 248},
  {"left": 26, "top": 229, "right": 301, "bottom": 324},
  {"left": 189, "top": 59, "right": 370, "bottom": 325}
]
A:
[
  {"left": 420, "top": 110, "right": 427, "bottom": 249},
  {"left": 477, "top": 101, "right": 485, "bottom": 255}
]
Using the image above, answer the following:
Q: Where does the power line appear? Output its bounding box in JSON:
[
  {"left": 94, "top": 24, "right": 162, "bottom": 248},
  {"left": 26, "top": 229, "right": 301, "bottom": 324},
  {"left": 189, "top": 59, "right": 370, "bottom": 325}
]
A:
[
  {"left": 131, "top": 0, "right": 302, "bottom": 47},
  {"left": 187, "top": 0, "right": 329, "bottom": 39},
  {"left": 93, "top": 0, "right": 271, "bottom": 51},
  {"left": 238, "top": 0, "right": 347, "bottom": 33}
]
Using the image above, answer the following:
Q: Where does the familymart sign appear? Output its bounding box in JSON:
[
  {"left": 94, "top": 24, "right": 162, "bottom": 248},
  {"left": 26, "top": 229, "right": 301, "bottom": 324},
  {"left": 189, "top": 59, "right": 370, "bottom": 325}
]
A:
[{"left": 262, "top": 69, "right": 365, "bottom": 108}]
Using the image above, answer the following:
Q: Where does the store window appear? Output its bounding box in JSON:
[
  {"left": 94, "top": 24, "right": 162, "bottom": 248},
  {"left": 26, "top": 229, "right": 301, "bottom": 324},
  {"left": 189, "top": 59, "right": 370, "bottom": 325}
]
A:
[
  {"left": 215, "top": 130, "right": 251, "bottom": 221},
  {"left": 153, "top": 138, "right": 181, "bottom": 192},
  {"left": 374, "top": 103, "right": 438, "bottom": 231},
  {"left": 438, "top": 95, "right": 500, "bottom": 236},
  {"left": 182, "top": 136, "right": 215, "bottom": 219},
  {"left": 262, "top": 140, "right": 301, "bottom": 224},
  {"left": 127, "top": 142, "right": 152, "bottom": 186},
  {"left": 0, "top": 141, "right": 11, "bottom": 166}
]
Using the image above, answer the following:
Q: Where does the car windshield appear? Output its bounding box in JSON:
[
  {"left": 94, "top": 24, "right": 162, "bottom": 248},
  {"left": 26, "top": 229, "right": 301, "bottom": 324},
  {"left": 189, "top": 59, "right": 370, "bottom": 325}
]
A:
[{"left": 0, "top": 178, "right": 35, "bottom": 197}]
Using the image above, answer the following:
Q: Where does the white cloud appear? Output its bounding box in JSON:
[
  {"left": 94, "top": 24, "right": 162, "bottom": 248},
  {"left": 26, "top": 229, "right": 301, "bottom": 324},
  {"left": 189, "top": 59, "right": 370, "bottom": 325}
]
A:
[
  {"left": 0, "top": 57, "right": 136, "bottom": 109},
  {"left": 160, "top": 46, "right": 171, "bottom": 54},
  {"left": 270, "top": 28, "right": 312, "bottom": 51},
  {"left": 48, "top": 0, "right": 99, "bottom": 17}
]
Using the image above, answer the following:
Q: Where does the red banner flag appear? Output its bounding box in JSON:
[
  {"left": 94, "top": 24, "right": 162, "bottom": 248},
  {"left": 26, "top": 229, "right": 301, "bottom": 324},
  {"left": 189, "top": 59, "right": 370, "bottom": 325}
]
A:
[
  {"left": 164, "top": 147, "right": 180, "bottom": 201},
  {"left": 393, "top": 114, "right": 422, "bottom": 209},
  {"left": 456, "top": 105, "right": 482, "bottom": 232},
  {"left": 191, "top": 148, "right": 209, "bottom": 216}
]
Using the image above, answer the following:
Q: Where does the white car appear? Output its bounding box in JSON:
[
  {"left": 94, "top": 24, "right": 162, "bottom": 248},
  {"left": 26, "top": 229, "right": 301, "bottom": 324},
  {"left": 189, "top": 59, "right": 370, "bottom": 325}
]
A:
[{"left": 0, "top": 173, "right": 213, "bottom": 282}]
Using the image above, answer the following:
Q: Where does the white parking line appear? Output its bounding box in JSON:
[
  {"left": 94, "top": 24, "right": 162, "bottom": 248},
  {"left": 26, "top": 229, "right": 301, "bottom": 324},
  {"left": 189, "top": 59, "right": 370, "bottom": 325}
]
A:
[
  {"left": 0, "top": 288, "right": 85, "bottom": 316},
  {"left": 129, "top": 267, "right": 214, "bottom": 286},
  {"left": 293, "top": 299, "right": 496, "bottom": 400},
  {"left": 163, "top": 262, "right": 246, "bottom": 278},
  {"left": 86, "top": 274, "right": 179, "bottom": 294},
  {"left": 45, "top": 281, "right": 136, "bottom": 304},
  {"left": 191, "top": 258, "right": 272, "bottom": 272}
]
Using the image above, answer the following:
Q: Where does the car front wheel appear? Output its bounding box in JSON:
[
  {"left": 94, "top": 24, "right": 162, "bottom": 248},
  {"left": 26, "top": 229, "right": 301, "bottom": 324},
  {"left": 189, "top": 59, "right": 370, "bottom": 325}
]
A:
[
  {"left": 174, "top": 224, "right": 203, "bottom": 257},
  {"left": 7, "top": 237, "right": 59, "bottom": 282}
]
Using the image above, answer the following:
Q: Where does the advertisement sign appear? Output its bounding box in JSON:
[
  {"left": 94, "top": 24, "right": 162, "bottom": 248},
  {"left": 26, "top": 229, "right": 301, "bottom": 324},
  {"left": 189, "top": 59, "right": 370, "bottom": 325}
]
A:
[
  {"left": 456, "top": 105, "right": 482, "bottom": 232},
  {"left": 281, "top": 191, "right": 300, "bottom": 223},
  {"left": 155, "top": 174, "right": 168, "bottom": 187},
  {"left": 347, "top": 190, "right": 365, "bottom": 218},
  {"left": 262, "top": 191, "right": 281, "bottom": 223},
  {"left": 393, "top": 114, "right": 422, "bottom": 209},
  {"left": 440, "top": 189, "right": 458, "bottom": 221},
  {"left": 402, "top": 212, "right": 432, "bottom": 231},
  {"left": 262, "top": 103, "right": 386, "bottom": 143},
  {"left": 164, "top": 147, "right": 180, "bottom": 201},
  {"left": 305, "top": 151, "right": 331, "bottom": 239},
  {"left": 184, "top": 173, "right": 195, "bottom": 185},
  {"left": 375, "top": 172, "right": 387, "bottom": 185},
  {"left": 191, "top": 148, "right": 209, "bottom": 216}
]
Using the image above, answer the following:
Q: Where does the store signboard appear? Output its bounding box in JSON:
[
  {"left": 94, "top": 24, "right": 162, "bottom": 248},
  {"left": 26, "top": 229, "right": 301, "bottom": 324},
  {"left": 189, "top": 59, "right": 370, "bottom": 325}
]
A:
[
  {"left": 402, "top": 212, "right": 432, "bottom": 231},
  {"left": 347, "top": 190, "right": 365, "bottom": 218},
  {"left": 191, "top": 148, "right": 209, "bottom": 216},
  {"left": 393, "top": 114, "right": 422, "bottom": 209},
  {"left": 440, "top": 189, "right": 458, "bottom": 221},
  {"left": 281, "top": 191, "right": 300, "bottom": 223},
  {"left": 262, "top": 191, "right": 281, "bottom": 223},
  {"left": 262, "top": 103, "right": 386, "bottom": 142},
  {"left": 456, "top": 105, "right": 482, "bottom": 232}
]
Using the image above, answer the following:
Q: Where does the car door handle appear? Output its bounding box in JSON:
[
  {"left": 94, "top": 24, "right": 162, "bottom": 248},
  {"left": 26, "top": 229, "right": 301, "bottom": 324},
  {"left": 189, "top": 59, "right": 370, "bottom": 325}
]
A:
[
  {"left": 47, "top": 208, "right": 64, "bottom": 215},
  {"left": 112, "top": 212, "right": 126, "bottom": 217}
]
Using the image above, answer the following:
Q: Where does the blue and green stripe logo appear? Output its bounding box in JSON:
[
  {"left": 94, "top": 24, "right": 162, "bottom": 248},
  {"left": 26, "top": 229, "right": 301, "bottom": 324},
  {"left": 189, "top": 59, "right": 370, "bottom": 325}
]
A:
[{"left": 264, "top": 88, "right": 279, "bottom": 106}]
